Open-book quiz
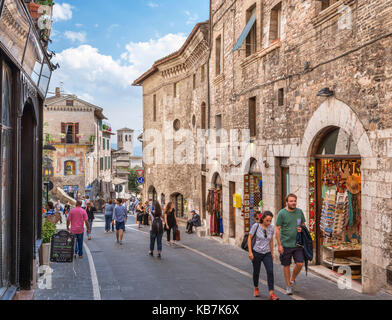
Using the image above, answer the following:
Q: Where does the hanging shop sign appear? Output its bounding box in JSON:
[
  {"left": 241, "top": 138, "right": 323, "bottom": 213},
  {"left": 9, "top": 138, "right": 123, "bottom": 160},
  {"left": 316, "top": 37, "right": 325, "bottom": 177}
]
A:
[
  {"left": 233, "top": 194, "right": 242, "bottom": 208},
  {"left": 50, "top": 231, "right": 75, "bottom": 263},
  {"left": 243, "top": 174, "right": 250, "bottom": 233}
]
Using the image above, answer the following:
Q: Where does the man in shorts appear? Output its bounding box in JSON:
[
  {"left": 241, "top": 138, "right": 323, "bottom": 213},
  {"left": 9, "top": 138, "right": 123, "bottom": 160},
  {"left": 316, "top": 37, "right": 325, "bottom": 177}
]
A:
[
  {"left": 113, "top": 198, "right": 128, "bottom": 245},
  {"left": 275, "top": 194, "right": 306, "bottom": 295}
]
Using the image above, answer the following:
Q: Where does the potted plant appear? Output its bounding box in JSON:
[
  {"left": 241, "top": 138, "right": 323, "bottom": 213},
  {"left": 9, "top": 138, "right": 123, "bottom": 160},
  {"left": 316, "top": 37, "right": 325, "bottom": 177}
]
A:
[
  {"left": 41, "top": 219, "right": 57, "bottom": 265},
  {"left": 28, "top": 2, "right": 42, "bottom": 20}
]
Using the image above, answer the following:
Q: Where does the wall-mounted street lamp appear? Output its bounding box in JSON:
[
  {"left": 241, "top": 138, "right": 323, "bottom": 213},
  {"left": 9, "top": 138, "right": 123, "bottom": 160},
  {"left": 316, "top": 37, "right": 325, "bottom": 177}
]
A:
[{"left": 317, "top": 87, "right": 334, "bottom": 97}]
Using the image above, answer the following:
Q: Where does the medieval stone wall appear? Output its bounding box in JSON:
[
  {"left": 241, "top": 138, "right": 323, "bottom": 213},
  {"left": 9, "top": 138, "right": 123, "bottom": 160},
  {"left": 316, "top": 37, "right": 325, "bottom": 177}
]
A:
[
  {"left": 208, "top": 0, "right": 392, "bottom": 293},
  {"left": 141, "top": 24, "right": 209, "bottom": 219}
]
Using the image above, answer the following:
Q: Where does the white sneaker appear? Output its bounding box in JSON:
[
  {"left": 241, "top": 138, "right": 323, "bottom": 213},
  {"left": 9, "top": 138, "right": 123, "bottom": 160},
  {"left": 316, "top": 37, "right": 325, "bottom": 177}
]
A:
[
  {"left": 290, "top": 280, "right": 296, "bottom": 289},
  {"left": 286, "top": 286, "right": 293, "bottom": 295}
]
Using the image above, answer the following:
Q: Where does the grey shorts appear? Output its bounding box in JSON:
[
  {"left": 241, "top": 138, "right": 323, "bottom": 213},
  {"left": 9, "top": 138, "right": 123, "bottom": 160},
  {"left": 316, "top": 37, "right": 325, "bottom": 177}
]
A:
[{"left": 280, "top": 247, "right": 304, "bottom": 266}]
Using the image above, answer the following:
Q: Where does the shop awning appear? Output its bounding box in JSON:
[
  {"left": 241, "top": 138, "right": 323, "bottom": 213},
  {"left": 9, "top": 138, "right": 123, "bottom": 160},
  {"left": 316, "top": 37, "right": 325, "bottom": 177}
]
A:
[{"left": 232, "top": 14, "right": 256, "bottom": 52}]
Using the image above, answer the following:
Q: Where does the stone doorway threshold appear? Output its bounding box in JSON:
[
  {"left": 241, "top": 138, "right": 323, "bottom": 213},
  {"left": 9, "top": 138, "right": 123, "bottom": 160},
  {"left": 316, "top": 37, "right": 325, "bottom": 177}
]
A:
[
  {"left": 308, "top": 265, "right": 362, "bottom": 293},
  {"left": 13, "top": 290, "right": 35, "bottom": 300}
]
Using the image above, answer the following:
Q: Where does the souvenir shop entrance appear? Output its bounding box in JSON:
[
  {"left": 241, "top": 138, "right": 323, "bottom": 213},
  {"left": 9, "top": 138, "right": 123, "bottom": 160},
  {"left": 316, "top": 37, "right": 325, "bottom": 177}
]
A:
[
  {"left": 243, "top": 159, "right": 262, "bottom": 233},
  {"left": 310, "top": 127, "right": 362, "bottom": 283},
  {"left": 208, "top": 173, "right": 223, "bottom": 237}
]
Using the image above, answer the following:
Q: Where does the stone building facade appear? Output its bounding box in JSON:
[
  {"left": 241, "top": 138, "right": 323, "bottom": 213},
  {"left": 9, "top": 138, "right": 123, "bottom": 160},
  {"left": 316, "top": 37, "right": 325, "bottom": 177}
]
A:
[
  {"left": 133, "top": 22, "right": 210, "bottom": 220},
  {"left": 44, "top": 89, "right": 113, "bottom": 201},
  {"left": 207, "top": 0, "right": 392, "bottom": 294},
  {"left": 134, "top": 1, "right": 392, "bottom": 294}
]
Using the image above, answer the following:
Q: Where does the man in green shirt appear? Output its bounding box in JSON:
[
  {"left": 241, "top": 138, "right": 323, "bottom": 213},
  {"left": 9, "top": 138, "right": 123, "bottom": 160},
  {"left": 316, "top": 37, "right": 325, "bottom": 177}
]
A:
[{"left": 275, "top": 194, "right": 306, "bottom": 296}]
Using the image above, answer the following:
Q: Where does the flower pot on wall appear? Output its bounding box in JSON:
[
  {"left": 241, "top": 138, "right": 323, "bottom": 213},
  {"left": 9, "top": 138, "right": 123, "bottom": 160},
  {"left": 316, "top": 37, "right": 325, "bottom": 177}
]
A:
[{"left": 28, "top": 3, "right": 42, "bottom": 20}]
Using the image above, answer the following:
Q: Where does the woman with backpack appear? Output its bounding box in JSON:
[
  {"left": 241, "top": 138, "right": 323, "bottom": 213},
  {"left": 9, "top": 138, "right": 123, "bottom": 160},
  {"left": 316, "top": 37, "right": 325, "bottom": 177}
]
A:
[
  {"left": 248, "top": 211, "right": 279, "bottom": 300},
  {"left": 149, "top": 201, "right": 164, "bottom": 258},
  {"left": 164, "top": 202, "right": 178, "bottom": 246}
]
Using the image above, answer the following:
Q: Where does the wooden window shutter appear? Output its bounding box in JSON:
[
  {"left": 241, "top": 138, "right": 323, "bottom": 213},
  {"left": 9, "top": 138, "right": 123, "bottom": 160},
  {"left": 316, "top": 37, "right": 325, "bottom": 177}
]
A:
[
  {"left": 75, "top": 123, "right": 80, "bottom": 143},
  {"left": 61, "top": 122, "right": 66, "bottom": 143}
]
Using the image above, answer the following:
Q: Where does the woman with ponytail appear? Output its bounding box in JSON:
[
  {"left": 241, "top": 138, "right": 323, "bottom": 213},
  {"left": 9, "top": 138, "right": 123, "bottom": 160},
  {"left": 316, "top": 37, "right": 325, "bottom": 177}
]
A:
[{"left": 248, "top": 211, "right": 279, "bottom": 300}]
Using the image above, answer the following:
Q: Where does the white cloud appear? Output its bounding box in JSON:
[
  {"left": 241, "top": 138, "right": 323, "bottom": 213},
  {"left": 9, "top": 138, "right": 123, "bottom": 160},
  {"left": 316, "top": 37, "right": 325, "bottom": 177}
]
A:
[
  {"left": 64, "top": 31, "right": 86, "bottom": 43},
  {"left": 53, "top": 3, "right": 74, "bottom": 22},
  {"left": 75, "top": 23, "right": 83, "bottom": 28},
  {"left": 184, "top": 10, "right": 199, "bottom": 25},
  {"left": 148, "top": 2, "right": 159, "bottom": 8},
  {"left": 122, "top": 33, "right": 187, "bottom": 71},
  {"left": 49, "top": 33, "right": 187, "bottom": 152}
]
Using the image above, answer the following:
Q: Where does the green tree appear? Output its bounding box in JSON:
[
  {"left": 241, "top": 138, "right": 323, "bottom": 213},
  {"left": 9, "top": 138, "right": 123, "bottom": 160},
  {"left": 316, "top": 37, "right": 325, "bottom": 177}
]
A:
[{"left": 128, "top": 167, "right": 141, "bottom": 195}]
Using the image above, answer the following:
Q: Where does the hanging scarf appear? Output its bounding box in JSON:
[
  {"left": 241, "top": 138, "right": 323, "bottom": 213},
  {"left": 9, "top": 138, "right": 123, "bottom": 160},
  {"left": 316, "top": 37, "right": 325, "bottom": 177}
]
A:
[{"left": 347, "top": 191, "right": 354, "bottom": 228}]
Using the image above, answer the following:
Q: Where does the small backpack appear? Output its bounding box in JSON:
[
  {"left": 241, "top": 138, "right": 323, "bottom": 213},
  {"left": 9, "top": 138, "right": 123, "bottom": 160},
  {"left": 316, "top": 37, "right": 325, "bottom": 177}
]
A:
[{"left": 152, "top": 216, "right": 164, "bottom": 234}]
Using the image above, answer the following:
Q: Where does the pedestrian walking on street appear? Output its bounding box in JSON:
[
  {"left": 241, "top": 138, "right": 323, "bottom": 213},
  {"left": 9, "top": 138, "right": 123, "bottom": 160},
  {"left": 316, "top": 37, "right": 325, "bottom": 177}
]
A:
[
  {"left": 81, "top": 196, "right": 86, "bottom": 210},
  {"left": 86, "top": 201, "right": 97, "bottom": 240},
  {"left": 143, "top": 201, "right": 150, "bottom": 226},
  {"left": 149, "top": 201, "right": 164, "bottom": 258},
  {"left": 104, "top": 200, "right": 115, "bottom": 233},
  {"left": 67, "top": 200, "right": 90, "bottom": 259},
  {"left": 136, "top": 202, "right": 144, "bottom": 228},
  {"left": 186, "top": 210, "right": 201, "bottom": 234},
  {"left": 113, "top": 198, "right": 128, "bottom": 245},
  {"left": 164, "top": 202, "right": 178, "bottom": 246},
  {"left": 64, "top": 201, "right": 71, "bottom": 219},
  {"left": 275, "top": 194, "right": 306, "bottom": 295},
  {"left": 248, "top": 211, "right": 279, "bottom": 300},
  {"left": 55, "top": 200, "right": 64, "bottom": 224}
]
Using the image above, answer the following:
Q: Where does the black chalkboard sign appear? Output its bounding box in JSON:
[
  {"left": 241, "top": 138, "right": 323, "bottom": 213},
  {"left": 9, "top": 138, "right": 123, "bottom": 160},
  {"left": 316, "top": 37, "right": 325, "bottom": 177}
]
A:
[{"left": 50, "top": 230, "right": 75, "bottom": 263}]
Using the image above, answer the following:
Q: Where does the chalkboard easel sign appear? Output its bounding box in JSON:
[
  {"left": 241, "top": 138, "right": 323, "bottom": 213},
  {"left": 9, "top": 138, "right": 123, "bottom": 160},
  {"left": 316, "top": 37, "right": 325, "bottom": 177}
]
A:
[{"left": 50, "top": 230, "right": 75, "bottom": 263}]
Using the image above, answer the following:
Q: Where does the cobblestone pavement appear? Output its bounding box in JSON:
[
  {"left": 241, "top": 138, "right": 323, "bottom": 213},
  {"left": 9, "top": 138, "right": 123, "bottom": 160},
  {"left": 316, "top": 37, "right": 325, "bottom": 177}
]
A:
[{"left": 34, "top": 213, "right": 392, "bottom": 300}]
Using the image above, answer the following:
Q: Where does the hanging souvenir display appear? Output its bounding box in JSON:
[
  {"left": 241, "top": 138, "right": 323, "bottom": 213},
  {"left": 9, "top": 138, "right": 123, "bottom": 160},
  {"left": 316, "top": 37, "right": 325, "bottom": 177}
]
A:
[
  {"left": 308, "top": 163, "right": 316, "bottom": 241},
  {"left": 243, "top": 174, "right": 250, "bottom": 233},
  {"left": 314, "top": 158, "right": 362, "bottom": 278},
  {"left": 208, "top": 189, "right": 222, "bottom": 236}
]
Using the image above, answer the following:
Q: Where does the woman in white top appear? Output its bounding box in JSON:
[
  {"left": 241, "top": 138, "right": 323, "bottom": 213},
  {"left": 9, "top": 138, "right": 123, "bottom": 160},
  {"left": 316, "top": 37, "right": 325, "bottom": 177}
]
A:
[{"left": 248, "top": 211, "right": 279, "bottom": 300}]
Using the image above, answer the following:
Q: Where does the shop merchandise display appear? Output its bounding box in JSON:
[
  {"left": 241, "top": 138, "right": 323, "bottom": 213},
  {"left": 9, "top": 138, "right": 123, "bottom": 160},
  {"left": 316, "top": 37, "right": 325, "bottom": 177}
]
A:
[
  {"left": 207, "top": 189, "right": 222, "bottom": 236},
  {"left": 243, "top": 174, "right": 262, "bottom": 234},
  {"left": 317, "top": 159, "right": 362, "bottom": 273}
]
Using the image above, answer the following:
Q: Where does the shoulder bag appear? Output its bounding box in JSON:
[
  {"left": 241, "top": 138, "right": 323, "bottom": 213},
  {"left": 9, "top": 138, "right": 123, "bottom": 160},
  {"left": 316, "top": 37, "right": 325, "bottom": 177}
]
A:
[{"left": 241, "top": 224, "right": 259, "bottom": 252}]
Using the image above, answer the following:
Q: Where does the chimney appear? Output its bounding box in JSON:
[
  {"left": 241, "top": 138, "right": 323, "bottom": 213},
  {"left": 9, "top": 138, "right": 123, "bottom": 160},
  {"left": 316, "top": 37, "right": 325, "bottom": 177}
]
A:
[{"left": 55, "top": 87, "right": 61, "bottom": 98}]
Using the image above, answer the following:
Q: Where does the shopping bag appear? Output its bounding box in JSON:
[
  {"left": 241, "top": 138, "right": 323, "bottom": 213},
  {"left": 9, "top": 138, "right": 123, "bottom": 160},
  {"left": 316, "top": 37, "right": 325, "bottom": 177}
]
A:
[{"left": 175, "top": 229, "right": 181, "bottom": 241}]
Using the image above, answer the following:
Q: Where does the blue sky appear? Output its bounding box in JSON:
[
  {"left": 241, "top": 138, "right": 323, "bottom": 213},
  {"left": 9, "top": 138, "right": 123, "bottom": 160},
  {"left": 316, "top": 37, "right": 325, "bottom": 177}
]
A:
[{"left": 49, "top": 0, "right": 209, "bottom": 155}]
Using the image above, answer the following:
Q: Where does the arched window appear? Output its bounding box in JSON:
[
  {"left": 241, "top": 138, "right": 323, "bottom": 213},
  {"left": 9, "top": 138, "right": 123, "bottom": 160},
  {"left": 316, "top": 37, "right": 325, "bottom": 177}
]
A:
[
  {"left": 125, "top": 135, "right": 128, "bottom": 142},
  {"left": 64, "top": 161, "right": 76, "bottom": 176}
]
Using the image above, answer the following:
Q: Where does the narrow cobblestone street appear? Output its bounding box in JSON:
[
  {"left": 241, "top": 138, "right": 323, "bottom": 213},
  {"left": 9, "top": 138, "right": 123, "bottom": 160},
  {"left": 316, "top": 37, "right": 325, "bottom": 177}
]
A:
[{"left": 34, "top": 213, "right": 392, "bottom": 301}]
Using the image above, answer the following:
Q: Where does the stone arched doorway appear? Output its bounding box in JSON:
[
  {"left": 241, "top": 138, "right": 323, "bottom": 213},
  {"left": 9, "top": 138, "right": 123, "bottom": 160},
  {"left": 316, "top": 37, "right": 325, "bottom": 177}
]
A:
[
  {"left": 209, "top": 173, "right": 223, "bottom": 237},
  {"left": 301, "top": 98, "right": 373, "bottom": 291},
  {"left": 170, "top": 192, "right": 185, "bottom": 218},
  {"left": 148, "top": 186, "right": 157, "bottom": 204}
]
